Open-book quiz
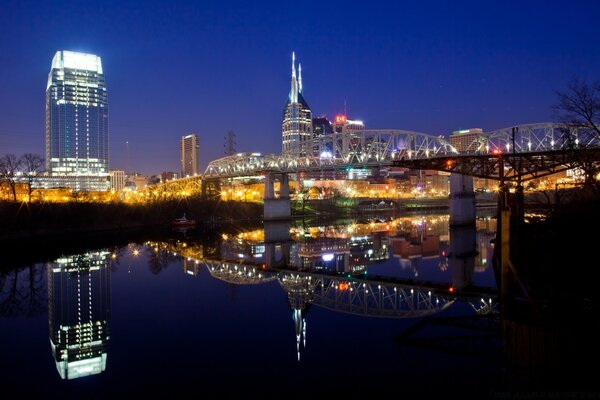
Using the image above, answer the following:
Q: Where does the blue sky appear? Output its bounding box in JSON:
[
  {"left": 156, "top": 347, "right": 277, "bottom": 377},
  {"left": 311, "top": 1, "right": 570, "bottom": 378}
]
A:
[{"left": 1, "top": 0, "right": 599, "bottom": 175}]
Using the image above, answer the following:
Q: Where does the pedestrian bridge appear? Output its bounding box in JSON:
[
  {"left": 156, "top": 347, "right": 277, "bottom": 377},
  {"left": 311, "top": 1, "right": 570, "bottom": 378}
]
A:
[{"left": 203, "top": 123, "right": 597, "bottom": 179}]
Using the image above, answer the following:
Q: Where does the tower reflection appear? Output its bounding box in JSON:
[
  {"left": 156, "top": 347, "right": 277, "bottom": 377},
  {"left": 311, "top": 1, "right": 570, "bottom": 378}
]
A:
[{"left": 48, "top": 251, "right": 111, "bottom": 379}]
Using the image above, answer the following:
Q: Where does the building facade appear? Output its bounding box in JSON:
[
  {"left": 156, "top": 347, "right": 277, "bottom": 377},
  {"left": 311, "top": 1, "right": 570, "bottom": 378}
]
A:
[
  {"left": 282, "top": 53, "right": 312, "bottom": 155},
  {"left": 45, "top": 51, "right": 109, "bottom": 191},
  {"left": 109, "top": 170, "right": 125, "bottom": 192},
  {"left": 449, "top": 128, "right": 484, "bottom": 153},
  {"left": 180, "top": 134, "right": 199, "bottom": 177}
]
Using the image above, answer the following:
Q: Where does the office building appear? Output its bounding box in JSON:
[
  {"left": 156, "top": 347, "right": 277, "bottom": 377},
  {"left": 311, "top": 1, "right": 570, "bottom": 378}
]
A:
[
  {"left": 449, "top": 128, "right": 484, "bottom": 153},
  {"left": 109, "top": 170, "right": 125, "bottom": 192},
  {"left": 181, "top": 134, "right": 199, "bottom": 177},
  {"left": 282, "top": 53, "right": 312, "bottom": 155},
  {"left": 45, "top": 51, "right": 109, "bottom": 191}
]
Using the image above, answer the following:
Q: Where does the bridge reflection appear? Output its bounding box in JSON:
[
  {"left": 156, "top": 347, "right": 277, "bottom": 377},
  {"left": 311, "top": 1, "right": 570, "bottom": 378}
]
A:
[{"left": 148, "top": 214, "right": 497, "bottom": 360}]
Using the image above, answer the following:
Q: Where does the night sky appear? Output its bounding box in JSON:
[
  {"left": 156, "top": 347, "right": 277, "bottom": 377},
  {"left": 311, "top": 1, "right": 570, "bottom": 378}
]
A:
[{"left": 1, "top": 0, "right": 599, "bottom": 175}]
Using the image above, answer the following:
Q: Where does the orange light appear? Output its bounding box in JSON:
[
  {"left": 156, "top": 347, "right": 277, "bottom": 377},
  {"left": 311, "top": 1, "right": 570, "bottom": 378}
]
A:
[
  {"left": 385, "top": 185, "right": 389, "bottom": 190},
  {"left": 335, "top": 114, "right": 347, "bottom": 124},
  {"left": 492, "top": 149, "right": 502, "bottom": 155},
  {"left": 339, "top": 282, "right": 349, "bottom": 291},
  {"left": 448, "top": 286, "right": 455, "bottom": 293},
  {"left": 446, "top": 159, "right": 453, "bottom": 167}
]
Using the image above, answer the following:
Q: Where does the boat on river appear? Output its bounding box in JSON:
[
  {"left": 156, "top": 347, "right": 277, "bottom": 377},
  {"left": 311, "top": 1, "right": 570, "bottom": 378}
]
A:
[{"left": 171, "top": 213, "right": 197, "bottom": 228}]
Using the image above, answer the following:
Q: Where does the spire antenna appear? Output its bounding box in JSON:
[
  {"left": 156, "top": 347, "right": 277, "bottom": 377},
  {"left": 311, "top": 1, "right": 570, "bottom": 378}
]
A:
[{"left": 298, "top": 63, "right": 303, "bottom": 93}]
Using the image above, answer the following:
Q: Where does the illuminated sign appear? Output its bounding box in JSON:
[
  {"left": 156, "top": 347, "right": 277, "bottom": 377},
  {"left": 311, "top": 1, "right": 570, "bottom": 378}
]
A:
[{"left": 335, "top": 114, "right": 347, "bottom": 124}]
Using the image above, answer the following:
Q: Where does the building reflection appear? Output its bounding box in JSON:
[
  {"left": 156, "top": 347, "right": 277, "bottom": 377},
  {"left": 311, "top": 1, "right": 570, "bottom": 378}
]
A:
[{"left": 48, "top": 251, "right": 111, "bottom": 380}]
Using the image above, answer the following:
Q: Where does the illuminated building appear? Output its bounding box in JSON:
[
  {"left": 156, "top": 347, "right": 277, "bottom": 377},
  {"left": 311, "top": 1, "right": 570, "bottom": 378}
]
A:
[
  {"left": 180, "top": 134, "right": 199, "bottom": 177},
  {"left": 282, "top": 52, "right": 312, "bottom": 155},
  {"left": 449, "top": 129, "right": 495, "bottom": 191},
  {"left": 449, "top": 128, "right": 484, "bottom": 153},
  {"left": 109, "top": 170, "right": 125, "bottom": 192},
  {"left": 128, "top": 173, "right": 149, "bottom": 190},
  {"left": 46, "top": 51, "right": 109, "bottom": 191},
  {"left": 332, "top": 114, "right": 365, "bottom": 134},
  {"left": 48, "top": 251, "right": 111, "bottom": 380}
]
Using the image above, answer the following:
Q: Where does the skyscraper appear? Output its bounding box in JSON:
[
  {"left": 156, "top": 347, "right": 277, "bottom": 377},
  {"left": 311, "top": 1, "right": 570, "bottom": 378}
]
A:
[
  {"left": 282, "top": 52, "right": 312, "bottom": 155},
  {"left": 181, "top": 134, "right": 199, "bottom": 177},
  {"left": 45, "top": 51, "right": 109, "bottom": 191}
]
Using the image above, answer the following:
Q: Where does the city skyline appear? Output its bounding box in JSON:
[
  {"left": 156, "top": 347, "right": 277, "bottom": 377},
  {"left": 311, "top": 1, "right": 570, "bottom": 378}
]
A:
[{"left": 1, "top": 0, "right": 600, "bottom": 175}]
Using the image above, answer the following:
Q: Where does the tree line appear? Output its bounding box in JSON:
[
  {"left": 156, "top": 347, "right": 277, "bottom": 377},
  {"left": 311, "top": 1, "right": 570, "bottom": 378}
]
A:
[{"left": 0, "top": 153, "right": 44, "bottom": 201}]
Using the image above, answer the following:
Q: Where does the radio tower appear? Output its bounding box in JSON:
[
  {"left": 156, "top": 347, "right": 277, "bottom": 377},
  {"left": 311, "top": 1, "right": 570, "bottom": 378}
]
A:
[{"left": 224, "top": 130, "right": 236, "bottom": 156}]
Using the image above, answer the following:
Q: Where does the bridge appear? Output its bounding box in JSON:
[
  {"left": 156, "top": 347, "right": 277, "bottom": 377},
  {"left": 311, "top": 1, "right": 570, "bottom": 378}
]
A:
[
  {"left": 203, "top": 129, "right": 456, "bottom": 178},
  {"left": 200, "top": 123, "right": 599, "bottom": 221},
  {"left": 204, "top": 123, "right": 598, "bottom": 178},
  {"left": 392, "top": 123, "right": 600, "bottom": 182}
]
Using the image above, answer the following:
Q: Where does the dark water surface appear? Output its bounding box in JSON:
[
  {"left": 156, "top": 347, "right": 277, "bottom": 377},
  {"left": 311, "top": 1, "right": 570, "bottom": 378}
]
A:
[{"left": 1, "top": 213, "right": 595, "bottom": 398}]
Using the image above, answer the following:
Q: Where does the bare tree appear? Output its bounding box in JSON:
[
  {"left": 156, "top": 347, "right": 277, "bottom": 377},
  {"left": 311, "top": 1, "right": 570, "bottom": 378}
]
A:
[
  {"left": 20, "top": 153, "right": 45, "bottom": 199},
  {"left": 554, "top": 78, "right": 600, "bottom": 184},
  {"left": 0, "top": 154, "right": 22, "bottom": 201}
]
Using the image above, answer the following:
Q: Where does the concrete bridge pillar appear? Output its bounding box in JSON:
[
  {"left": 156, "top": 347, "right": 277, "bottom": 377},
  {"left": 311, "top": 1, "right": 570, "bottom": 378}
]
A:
[
  {"left": 264, "top": 172, "right": 291, "bottom": 221},
  {"left": 449, "top": 173, "right": 476, "bottom": 226}
]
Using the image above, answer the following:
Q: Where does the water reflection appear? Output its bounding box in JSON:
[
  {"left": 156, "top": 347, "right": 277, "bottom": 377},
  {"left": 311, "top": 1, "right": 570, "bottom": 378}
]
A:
[
  {"left": 48, "top": 251, "right": 111, "bottom": 379},
  {"left": 150, "top": 214, "right": 498, "bottom": 361}
]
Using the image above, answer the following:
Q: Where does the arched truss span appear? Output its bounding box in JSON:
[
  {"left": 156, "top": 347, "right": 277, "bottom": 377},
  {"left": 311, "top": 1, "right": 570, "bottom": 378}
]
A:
[{"left": 203, "top": 130, "right": 456, "bottom": 178}]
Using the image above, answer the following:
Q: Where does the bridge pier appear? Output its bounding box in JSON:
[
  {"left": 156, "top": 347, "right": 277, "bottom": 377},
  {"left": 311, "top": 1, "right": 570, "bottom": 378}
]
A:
[
  {"left": 449, "top": 173, "right": 476, "bottom": 226},
  {"left": 264, "top": 172, "right": 291, "bottom": 221}
]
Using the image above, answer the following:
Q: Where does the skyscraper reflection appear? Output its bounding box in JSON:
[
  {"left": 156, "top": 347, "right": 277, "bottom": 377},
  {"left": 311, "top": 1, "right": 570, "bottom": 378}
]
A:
[{"left": 48, "top": 251, "right": 111, "bottom": 379}]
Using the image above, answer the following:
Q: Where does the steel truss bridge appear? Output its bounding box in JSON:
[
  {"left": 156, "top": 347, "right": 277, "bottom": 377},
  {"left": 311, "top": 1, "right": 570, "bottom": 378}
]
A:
[
  {"left": 203, "top": 129, "right": 456, "bottom": 178},
  {"left": 202, "top": 123, "right": 600, "bottom": 180},
  {"left": 393, "top": 123, "right": 600, "bottom": 182}
]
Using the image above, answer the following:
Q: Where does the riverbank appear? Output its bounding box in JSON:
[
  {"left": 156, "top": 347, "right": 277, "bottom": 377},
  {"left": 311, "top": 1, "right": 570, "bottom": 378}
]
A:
[{"left": 0, "top": 199, "right": 263, "bottom": 242}]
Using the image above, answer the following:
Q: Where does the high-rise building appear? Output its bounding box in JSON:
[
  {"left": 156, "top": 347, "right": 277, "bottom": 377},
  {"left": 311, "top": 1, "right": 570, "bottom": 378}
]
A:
[
  {"left": 45, "top": 51, "right": 109, "bottom": 191},
  {"left": 282, "top": 53, "right": 312, "bottom": 155},
  {"left": 449, "top": 128, "right": 484, "bottom": 153},
  {"left": 48, "top": 251, "right": 111, "bottom": 379},
  {"left": 180, "top": 134, "right": 199, "bottom": 177}
]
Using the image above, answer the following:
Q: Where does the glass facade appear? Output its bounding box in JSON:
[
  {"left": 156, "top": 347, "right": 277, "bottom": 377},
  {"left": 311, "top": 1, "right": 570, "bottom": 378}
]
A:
[{"left": 46, "top": 51, "right": 109, "bottom": 190}]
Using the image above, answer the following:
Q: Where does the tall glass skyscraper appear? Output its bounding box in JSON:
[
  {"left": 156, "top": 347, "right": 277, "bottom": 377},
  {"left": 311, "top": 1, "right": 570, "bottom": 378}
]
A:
[
  {"left": 282, "top": 52, "right": 312, "bottom": 155},
  {"left": 46, "top": 51, "right": 109, "bottom": 191}
]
